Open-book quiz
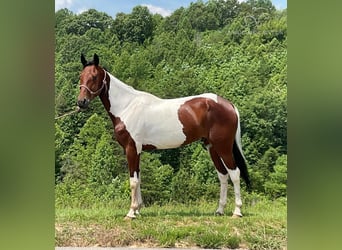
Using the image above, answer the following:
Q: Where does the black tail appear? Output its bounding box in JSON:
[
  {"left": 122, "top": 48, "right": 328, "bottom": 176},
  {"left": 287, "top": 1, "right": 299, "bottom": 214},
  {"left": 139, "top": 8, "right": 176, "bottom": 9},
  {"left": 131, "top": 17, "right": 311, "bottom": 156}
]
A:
[{"left": 233, "top": 141, "right": 251, "bottom": 191}]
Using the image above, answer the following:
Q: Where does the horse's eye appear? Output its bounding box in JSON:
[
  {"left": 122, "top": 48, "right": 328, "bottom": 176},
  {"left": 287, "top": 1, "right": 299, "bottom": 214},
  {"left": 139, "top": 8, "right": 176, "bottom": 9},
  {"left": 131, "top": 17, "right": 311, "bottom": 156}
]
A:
[{"left": 92, "top": 75, "right": 97, "bottom": 80}]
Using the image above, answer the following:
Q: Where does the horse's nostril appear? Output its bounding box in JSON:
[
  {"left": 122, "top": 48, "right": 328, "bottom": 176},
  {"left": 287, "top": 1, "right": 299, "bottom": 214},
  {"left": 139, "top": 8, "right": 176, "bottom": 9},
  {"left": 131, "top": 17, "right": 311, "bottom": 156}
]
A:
[{"left": 77, "top": 99, "right": 89, "bottom": 108}]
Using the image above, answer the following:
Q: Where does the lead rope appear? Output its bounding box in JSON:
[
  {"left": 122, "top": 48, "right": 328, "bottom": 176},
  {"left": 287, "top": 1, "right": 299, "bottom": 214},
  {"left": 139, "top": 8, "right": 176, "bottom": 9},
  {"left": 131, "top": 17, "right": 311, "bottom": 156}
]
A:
[{"left": 55, "top": 106, "right": 81, "bottom": 120}]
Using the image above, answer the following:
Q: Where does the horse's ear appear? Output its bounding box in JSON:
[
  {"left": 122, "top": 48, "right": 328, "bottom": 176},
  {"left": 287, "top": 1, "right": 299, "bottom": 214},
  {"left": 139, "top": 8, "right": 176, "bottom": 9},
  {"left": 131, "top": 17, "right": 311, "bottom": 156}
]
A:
[
  {"left": 81, "top": 54, "right": 87, "bottom": 67},
  {"left": 94, "top": 53, "right": 99, "bottom": 66}
]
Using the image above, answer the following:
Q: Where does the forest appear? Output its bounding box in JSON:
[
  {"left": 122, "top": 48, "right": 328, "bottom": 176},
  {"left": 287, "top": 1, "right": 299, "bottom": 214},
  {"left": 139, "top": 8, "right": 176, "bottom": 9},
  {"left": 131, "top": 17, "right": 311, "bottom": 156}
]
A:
[{"left": 55, "top": 0, "right": 287, "bottom": 207}]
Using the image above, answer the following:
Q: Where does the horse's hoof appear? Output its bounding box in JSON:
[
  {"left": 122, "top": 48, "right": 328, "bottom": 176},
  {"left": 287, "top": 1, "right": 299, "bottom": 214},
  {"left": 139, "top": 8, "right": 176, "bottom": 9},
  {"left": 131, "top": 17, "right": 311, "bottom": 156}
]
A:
[
  {"left": 215, "top": 211, "right": 224, "bottom": 216},
  {"left": 124, "top": 216, "right": 135, "bottom": 221},
  {"left": 232, "top": 214, "right": 242, "bottom": 218}
]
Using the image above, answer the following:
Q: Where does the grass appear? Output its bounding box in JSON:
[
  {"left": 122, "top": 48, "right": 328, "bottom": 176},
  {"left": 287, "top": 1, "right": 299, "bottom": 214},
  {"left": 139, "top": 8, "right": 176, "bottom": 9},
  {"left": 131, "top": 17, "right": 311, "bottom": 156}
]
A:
[{"left": 55, "top": 196, "right": 287, "bottom": 249}]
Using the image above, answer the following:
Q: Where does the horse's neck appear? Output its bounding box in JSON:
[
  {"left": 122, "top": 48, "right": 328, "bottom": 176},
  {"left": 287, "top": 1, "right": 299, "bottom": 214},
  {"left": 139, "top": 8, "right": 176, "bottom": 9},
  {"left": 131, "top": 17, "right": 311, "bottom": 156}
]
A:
[
  {"left": 100, "top": 73, "right": 161, "bottom": 123},
  {"left": 106, "top": 73, "right": 148, "bottom": 116},
  {"left": 98, "top": 74, "right": 135, "bottom": 115},
  {"left": 111, "top": 73, "right": 137, "bottom": 97}
]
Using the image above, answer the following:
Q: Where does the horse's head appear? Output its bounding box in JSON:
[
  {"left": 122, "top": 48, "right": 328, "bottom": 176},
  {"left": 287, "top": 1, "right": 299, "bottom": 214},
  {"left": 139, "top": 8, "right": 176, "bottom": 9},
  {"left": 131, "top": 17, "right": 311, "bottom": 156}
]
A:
[{"left": 77, "top": 53, "right": 107, "bottom": 109}]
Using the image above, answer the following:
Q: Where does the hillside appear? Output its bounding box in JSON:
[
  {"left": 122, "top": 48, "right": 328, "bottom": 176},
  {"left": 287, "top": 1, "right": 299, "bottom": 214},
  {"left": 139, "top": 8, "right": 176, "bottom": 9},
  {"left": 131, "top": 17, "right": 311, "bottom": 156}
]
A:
[{"left": 55, "top": 0, "right": 287, "bottom": 206}]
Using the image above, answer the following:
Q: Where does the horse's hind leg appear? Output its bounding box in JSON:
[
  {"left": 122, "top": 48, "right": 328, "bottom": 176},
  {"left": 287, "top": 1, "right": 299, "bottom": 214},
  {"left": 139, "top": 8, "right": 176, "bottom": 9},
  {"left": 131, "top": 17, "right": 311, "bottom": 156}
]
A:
[
  {"left": 227, "top": 167, "right": 243, "bottom": 217},
  {"left": 208, "top": 145, "right": 229, "bottom": 215},
  {"left": 216, "top": 147, "right": 243, "bottom": 217}
]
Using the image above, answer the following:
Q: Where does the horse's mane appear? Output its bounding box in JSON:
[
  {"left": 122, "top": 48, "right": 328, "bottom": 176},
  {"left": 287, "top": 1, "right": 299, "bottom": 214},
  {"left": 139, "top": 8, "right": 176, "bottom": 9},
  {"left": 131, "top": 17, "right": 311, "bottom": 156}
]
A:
[
  {"left": 83, "top": 60, "right": 95, "bottom": 68},
  {"left": 83, "top": 61, "right": 108, "bottom": 72}
]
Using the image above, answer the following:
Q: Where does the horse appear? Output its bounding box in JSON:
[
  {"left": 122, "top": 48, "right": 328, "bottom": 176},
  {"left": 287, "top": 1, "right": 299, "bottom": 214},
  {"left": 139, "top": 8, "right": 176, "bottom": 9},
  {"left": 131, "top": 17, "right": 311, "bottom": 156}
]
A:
[{"left": 77, "top": 53, "right": 250, "bottom": 219}]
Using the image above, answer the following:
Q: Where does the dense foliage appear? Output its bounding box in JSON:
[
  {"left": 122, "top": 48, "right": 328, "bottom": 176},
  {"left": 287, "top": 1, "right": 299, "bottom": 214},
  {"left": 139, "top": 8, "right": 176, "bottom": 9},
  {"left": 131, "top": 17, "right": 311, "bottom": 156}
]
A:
[{"left": 55, "top": 0, "right": 287, "bottom": 207}]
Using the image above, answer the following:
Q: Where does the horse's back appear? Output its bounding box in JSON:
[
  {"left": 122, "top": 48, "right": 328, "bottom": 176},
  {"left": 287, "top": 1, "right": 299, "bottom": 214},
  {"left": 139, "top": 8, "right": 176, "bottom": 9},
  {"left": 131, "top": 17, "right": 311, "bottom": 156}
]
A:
[
  {"left": 138, "top": 93, "right": 217, "bottom": 150},
  {"left": 122, "top": 92, "right": 237, "bottom": 152}
]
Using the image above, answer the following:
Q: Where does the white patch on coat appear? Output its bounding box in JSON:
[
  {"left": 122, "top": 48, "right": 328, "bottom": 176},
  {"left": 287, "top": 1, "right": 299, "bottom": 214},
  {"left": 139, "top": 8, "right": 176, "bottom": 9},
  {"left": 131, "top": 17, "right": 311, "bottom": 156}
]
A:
[{"left": 107, "top": 73, "right": 218, "bottom": 153}]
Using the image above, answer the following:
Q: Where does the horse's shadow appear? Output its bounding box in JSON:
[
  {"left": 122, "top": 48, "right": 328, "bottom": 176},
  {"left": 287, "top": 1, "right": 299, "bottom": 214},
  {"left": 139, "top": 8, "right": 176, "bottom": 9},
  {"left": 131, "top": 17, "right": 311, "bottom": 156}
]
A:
[{"left": 120, "top": 208, "right": 254, "bottom": 219}]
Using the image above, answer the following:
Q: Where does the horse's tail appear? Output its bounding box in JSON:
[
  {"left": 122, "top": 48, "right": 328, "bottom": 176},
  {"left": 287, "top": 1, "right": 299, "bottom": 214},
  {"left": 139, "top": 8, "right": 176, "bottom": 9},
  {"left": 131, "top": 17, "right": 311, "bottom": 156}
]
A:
[{"left": 233, "top": 106, "right": 251, "bottom": 191}]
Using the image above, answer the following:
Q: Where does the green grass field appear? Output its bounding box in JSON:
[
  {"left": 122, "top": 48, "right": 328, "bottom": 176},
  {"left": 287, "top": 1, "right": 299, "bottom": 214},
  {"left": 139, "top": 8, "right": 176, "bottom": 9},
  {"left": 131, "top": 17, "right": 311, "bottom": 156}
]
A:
[{"left": 55, "top": 196, "right": 286, "bottom": 249}]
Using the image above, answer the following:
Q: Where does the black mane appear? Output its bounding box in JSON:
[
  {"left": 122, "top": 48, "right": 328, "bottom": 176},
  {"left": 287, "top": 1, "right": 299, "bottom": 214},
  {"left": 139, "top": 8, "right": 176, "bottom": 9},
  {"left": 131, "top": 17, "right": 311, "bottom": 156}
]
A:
[
  {"left": 83, "top": 62, "right": 107, "bottom": 72},
  {"left": 83, "top": 60, "right": 95, "bottom": 68}
]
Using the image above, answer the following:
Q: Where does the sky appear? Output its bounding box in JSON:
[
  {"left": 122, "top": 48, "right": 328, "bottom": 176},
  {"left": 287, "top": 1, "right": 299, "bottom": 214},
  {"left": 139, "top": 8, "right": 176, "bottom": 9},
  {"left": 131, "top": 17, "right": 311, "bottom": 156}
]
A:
[{"left": 55, "top": 0, "right": 287, "bottom": 18}]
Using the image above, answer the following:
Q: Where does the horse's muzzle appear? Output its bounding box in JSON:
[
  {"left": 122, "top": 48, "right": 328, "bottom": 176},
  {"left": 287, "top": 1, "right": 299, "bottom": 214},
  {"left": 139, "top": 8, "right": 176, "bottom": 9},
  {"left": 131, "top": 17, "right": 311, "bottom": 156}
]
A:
[{"left": 77, "top": 98, "right": 90, "bottom": 109}]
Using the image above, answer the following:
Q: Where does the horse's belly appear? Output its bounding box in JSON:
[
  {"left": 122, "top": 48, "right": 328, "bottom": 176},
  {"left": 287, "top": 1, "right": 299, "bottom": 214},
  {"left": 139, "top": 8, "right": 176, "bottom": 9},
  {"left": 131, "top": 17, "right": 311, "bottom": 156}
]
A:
[
  {"left": 143, "top": 131, "right": 186, "bottom": 149},
  {"left": 142, "top": 118, "right": 186, "bottom": 150}
]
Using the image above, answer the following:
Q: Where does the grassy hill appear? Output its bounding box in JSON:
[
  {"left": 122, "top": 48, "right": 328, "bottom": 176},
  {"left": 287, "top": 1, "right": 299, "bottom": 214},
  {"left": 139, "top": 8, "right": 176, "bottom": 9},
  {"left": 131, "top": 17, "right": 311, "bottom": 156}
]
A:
[{"left": 56, "top": 196, "right": 286, "bottom": 249}]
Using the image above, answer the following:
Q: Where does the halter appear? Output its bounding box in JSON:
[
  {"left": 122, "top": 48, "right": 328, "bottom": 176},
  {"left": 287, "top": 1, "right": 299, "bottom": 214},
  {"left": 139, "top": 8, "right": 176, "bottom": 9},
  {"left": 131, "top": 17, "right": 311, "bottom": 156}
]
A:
[{"left": 79, "top": 69, "right": 108, "bottom": 95}]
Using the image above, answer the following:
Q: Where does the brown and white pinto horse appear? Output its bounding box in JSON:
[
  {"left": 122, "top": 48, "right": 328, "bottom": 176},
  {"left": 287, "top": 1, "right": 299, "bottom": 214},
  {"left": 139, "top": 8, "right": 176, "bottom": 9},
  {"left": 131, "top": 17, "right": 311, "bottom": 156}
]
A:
[{"left": 77, "top": 54, "right": 250, "bottom": 218}]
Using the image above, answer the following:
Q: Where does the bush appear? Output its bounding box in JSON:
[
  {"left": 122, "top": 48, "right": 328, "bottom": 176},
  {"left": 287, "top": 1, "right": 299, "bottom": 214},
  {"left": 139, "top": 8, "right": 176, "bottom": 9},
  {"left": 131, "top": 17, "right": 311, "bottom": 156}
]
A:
[
  {"left": 140, "top": 152, "right": 174, "bottom": 205},
  {"left": 55, "top": 179, "right": 97, "bottom": 208},
  {"left": 264, "top": 155, "right": 287, "bottom": 198}
]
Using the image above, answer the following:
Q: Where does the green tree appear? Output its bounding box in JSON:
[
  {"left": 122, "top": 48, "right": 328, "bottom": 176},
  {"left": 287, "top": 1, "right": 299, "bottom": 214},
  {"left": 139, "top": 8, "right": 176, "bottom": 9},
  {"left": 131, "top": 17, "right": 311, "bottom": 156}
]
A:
[
  {"left": 63, "top": 9, "right": 113, "bottom": 36},
  {"left": 113, "top": 6, "right": 154, "bottom": 44},
  {"left": 60, "top": 113, "right": 108, "bottom": 183},
  {"left": 55, "top": 8, "right": 75, "bottom": 36},
  {"left": 140, "top": 153, "right": 174, "bottom": 205},
  {"left": 250, "top": 147, "right": 282, "bottom": 193},
  {"left": 209, "top": 0, "right": 240, "bottom": 27},
  {"left": 90, "top": 133, "right": 116, "bottom": 185},
  {"left": 264, "top": 154, "right": 287, "bottom": 198},
  {"left": 163, "top": 7, "right": 186, "bottom": 33},
  {"left": 172, "top": 166, "right": 202, "bottom": 203},
  {"left": 55, "top": 123, "right": 67, "bottom": 182},
  {"left": 186, "top": 1, "right": 219, "bottom": 31}
]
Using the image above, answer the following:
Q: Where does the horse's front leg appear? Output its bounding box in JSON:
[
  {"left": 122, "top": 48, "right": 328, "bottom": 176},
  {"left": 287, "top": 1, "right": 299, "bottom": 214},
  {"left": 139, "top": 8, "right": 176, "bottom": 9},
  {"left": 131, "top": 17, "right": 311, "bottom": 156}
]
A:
[
  {"left": 134, "top": 179, "right": 143, "bottom": 215},
  {"left": 125, "top": 146, "right": 141, "bottom": 219},
  {"left": 126, "top": 171, "right": 140, "bottom": 218}
]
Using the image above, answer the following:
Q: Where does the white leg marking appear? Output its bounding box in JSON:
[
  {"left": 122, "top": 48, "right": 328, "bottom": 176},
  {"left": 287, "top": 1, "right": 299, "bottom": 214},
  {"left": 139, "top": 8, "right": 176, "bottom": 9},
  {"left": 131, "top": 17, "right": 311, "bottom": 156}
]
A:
[
  {"left": 227, "top": 167, "right": 243, "bottom": 217},
  {"left": 216, "top": 171, "right": 229, "bottom": 215},
  {"left": 135, "top": 178, "right": 143, "bottom": 215},
  {"left": 127, "top": 171, "right": 139, "bottom": 218}
]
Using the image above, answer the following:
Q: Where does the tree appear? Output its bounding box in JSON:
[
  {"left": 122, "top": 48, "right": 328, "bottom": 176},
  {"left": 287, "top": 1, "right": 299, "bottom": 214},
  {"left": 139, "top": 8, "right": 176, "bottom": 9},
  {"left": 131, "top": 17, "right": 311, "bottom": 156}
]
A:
[
  {"left": 55, "top": 8, "right": 75, "bottom": 36},
  {"left": 264, "top": 154, "right": 287, "bottom": 198},
  {"left": 140, "top": 153, "right": 174, "bottom": 205},
  {"left": 90, "top": 133, "right": 116, "bottom": 185},
  {"left": 113, "top": 6, "right": 154, "bottom": 44},
  {"left": 62, "top": 9, "right": 113, "bottom": 36},
  {"left": 55, "top": 123, "right": 67, "bottom": 182},
  {"left": 186, "top": 1, "right": 218, "bottom": 31},
  {"left": 60, "top": 113, "right": 109, "bottom": 183},
  {"left": 209, "top": 0, "right": 240, "bottom": 27},
  {"left": 163, "top": 7, "right": 186, "bottom": 33}
]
